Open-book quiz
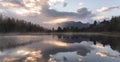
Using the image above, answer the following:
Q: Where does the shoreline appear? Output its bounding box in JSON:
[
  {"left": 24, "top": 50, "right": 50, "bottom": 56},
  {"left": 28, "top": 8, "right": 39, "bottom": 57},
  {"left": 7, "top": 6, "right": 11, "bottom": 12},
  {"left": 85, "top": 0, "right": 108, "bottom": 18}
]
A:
[{"left": 0, "top": 32, "right": 120, "bottom": 37}]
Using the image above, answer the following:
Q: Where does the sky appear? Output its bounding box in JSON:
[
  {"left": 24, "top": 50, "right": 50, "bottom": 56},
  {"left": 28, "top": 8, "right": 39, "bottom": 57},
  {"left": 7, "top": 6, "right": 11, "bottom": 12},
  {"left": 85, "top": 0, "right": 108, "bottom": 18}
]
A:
[{"left": 0, "top": 0, "right": 120, "bottom": 28}]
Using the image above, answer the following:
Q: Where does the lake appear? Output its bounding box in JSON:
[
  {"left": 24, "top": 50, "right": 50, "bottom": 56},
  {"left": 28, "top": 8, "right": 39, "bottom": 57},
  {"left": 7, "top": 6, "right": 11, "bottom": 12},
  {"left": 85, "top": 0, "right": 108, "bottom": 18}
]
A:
[{"left": 0, "top": 34, "right": 120, "bottom": 62}]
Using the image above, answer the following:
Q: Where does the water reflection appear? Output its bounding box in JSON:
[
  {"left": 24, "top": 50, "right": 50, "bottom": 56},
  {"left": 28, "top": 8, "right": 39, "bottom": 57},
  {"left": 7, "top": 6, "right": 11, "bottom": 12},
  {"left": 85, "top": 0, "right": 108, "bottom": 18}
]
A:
[
  {"left": 0, "top": 34, "right": 120, "bottom": 62},
  {"left": 96, "top": 51, "right": 119, "bottom": 58}
]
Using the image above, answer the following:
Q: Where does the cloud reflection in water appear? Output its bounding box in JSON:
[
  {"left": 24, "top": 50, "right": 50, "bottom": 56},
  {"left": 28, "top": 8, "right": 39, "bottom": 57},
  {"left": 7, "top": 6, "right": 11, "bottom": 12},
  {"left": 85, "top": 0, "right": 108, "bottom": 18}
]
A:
[{"left": 0, "top": 35, "right": 120, "bottom": 62}]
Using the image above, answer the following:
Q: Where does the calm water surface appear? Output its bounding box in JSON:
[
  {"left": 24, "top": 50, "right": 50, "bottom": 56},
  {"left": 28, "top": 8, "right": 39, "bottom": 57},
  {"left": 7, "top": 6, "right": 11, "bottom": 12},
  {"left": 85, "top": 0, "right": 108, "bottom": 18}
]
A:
[{"left": 0, "top": 34, "right": 120, "bottom": 62}]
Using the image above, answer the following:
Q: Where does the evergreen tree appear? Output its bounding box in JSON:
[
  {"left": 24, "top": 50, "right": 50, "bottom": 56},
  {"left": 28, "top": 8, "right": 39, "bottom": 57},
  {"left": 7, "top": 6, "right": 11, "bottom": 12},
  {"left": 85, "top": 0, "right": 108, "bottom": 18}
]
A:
[
  {"left": 0, "top": 15, "right": 46, "bottom": 33},
  {"left": 57, "top": 27, "right": 63, "bottom": 32}
]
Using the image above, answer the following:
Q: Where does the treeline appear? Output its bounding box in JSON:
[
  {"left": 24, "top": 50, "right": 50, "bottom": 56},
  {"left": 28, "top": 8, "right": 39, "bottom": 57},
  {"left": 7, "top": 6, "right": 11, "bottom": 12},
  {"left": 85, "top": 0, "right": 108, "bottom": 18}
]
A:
[
  {"left": 52, "top": 27, "right": 80, "bottom": 32},
  {"left": 0, "top": 15, "right": 120, "bottom": 33},
  {"left": 82, "top": 16, "right": 120, "bottom": 32},
  {"left": 0, "top": 15, "right": 46, "bottom": 33},
  {"left": 53, "top": 16, "right": 120, "bottom": 32}
]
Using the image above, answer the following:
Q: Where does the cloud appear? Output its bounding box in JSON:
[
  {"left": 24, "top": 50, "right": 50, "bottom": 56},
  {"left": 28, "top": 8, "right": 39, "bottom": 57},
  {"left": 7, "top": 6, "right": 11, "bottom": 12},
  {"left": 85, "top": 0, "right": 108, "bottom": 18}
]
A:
[
  {"left": 94, "top": 16, "right": 106, "bottom": 21},
  {"left": 97, "top": 6, "right": 119, "bottom": 13},
  {"left": 41, "top": 5, "right": 94, "bottom": 24},
  {"left": 0, "top": 0, "right": 48, "bottom": 15},
  {"left": 48, "top": 0, "right": 67, "bottom": 8},
  {"left": 0, "top": 0, "right": 95, "bottom": 28},
  {"left": 79, "top": 3, "right": 84, "bottom": 6},
  {"left": 0, "top": 2, "right": 21, "bottom": 8},
  {"left": 43, "top": 18, "right": 69, "bottom": 24},
  {"left": 96, "top": 51, "right": 119, "bottom": 58},
  {"left": 43, "top": 6, "right": 94, "bottom": 19},
  {"left": 48, "top": 0, "right": 65, "bottom": 6},
  {"left": 63, "top": 2, "right": 67, "bottom": 7}
]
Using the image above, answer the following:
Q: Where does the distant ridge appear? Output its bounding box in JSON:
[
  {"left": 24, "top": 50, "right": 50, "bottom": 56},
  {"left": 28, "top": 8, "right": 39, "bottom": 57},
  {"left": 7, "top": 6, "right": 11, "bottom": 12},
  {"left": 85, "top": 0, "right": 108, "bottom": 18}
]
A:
[{"left": 57, "top": 21, "right": 90, "bottom": 28}]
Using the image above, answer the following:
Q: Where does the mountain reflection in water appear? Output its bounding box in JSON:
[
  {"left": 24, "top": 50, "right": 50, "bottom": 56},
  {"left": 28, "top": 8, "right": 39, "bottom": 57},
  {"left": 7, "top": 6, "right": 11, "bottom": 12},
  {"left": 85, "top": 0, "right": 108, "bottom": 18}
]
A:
[{"left": 0, "top": 34, "right": 120, "bottom": 62}]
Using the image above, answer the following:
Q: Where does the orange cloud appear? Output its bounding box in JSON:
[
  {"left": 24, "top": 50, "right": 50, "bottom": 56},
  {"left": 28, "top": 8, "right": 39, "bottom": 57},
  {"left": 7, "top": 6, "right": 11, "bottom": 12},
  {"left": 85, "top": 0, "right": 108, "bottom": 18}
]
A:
[
  {"left": 43, "top": 18, "right": 69, "bottom": 24},
  {"left": 43, "top": 40, "right": 69, "bottom": 47}
]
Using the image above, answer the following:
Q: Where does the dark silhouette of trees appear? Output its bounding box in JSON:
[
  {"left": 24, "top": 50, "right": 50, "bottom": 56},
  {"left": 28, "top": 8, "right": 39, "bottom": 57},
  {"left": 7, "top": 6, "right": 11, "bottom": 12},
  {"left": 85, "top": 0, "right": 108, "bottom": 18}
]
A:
[
  {"left": 1, "top": 14, "right": 120, "bottom": 33},
  {"left": 57, "top": 27, "right": 63, "bottom": 32},
  {"left": 55, "top": 26, "right": 80, "bottom": 32},
  {"left": 0, "top": 15, "right": 46, "bottom": 33},
  {"left": 54, "top": 16, "right": 120, "bottom": 32},
  {"left": 82, "top": 16, "right": 120, "bottom": 32}
]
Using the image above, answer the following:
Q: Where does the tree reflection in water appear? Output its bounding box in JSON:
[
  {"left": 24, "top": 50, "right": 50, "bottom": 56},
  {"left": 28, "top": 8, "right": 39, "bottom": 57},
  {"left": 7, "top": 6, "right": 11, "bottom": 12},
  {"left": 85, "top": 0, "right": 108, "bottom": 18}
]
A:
[{"left": 0, "top": 34, "right": 120, "bottom": 62}]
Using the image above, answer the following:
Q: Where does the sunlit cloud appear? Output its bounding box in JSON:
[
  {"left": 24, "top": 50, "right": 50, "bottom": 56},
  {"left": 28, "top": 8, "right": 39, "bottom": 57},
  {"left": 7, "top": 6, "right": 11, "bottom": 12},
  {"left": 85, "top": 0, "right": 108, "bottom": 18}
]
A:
[
  {"left": 4, "top": 57, "right": 20, "bottom": 62},
  {"left": 94, "top": 16, "right": 106, "bottom": 21},
  {"left": 0, "top": 0, "right": 94, "bottom": 28},
  {"left": 43, "top": 18, "right": 69, "bottom": 24},
  {"left": 0, "top": 2, "right": 21, "bottom": 8},
  {"left": 13, "top": 8, "right": 30, "bottom": 15},
  {"left": 23, "top": 0, "right": 43, "bottom": 14},
  {"left": 95, "top": 44, "right": 105, "bottom": 49},
  {"left": 79, "top": 3, "right": 84, "bottom": 6},
  {"left": 79, "top": 2, "right": 84, "bottom": 8},
  {"left": 97, "top": 6, "right": 119, "bottom": 13},
  {"left": 43, "top": 40, "right": 69, "bottom": 47},
  {"left": 0, "top": 0, "right": 46, "bottom": 15},
  {"left": 17, "top": 49, "right": 31, "bottom": 55},
  {"left": 17, "top": 49, "right": 42, "bottom": 62},
  {"left": 96, "top": 51, "right": 108, "bottom": 57},
  {"left": 0, "top": 0, "right": 119, "bottom": 27},
  {"left": 96, "top": 51, "right": 119, "bottom": 58}
]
